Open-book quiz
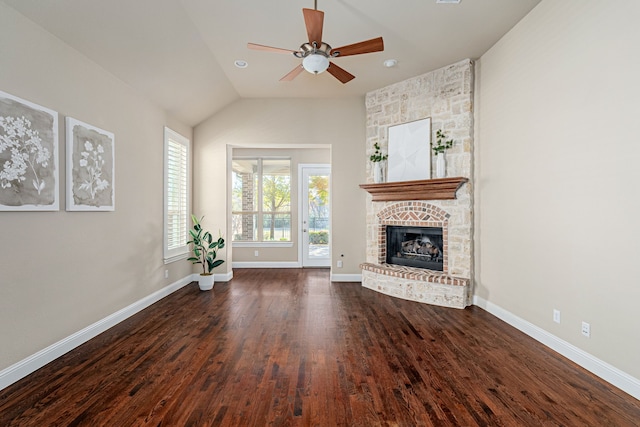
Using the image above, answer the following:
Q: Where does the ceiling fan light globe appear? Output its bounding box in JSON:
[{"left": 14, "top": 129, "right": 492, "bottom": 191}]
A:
[{"left": 303, "top": 54, "right": 329, "bottom": 74}]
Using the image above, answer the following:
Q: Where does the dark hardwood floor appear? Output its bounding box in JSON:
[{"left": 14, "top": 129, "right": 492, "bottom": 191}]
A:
[{"left": 1, "top": 269, "right": 638, "bottom": 426}]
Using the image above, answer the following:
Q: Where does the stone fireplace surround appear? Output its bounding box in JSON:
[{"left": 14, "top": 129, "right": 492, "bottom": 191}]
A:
[
  {"left": 362, "top": 59, "right": 474, "bottom": 309},
  {"left": 360, "top": 199, "right": 470, "bottom": 309}
]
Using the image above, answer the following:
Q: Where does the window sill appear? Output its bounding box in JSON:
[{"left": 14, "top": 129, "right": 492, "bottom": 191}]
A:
[
  {"left": 233, "top": 241, "right": 293, "bottom": 248},
  {"left": 164, "top": 252, "right": 189, "bottom": 264}
]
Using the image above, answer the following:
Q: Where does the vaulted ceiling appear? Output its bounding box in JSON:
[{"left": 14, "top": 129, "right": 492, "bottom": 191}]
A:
[{"left": 2, "top": 0, "right": 541, "bottom": 126}]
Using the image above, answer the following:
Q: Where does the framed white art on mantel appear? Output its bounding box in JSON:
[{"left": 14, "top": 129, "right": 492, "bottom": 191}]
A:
[{"left": 387, "top": 117, "right": 431, "bottom": 182}]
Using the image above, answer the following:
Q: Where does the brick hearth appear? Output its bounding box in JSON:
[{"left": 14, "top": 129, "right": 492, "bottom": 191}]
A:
[{"left": 361, "top": 263, "right": 469, "bottom": 309}]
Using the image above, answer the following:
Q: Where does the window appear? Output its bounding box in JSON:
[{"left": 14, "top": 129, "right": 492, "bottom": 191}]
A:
[
  {"left": 163, "top": 127, "right": 190, "bottom": 262},
  {"left": 232, "top": 158, "right": 291, "bottom": 243}
]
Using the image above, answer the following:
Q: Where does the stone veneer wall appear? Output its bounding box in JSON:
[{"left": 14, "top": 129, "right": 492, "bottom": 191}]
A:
[{"left": 364, "top": 59, "right": 474, "bottom": 304}]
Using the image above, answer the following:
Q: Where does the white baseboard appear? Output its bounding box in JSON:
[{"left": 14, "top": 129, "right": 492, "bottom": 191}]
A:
[
  {"left": 473, "top": 296, "right": 640, "bottom": 401},
  {"left": 232, "top": 261, "right": 301, "bottom": 268},
  {"left": 0, "top": 274, "right": 196, "bottom": 391},
  {"left": 214, "top": 271, "right": 233, "bottom": 282},
  {"left": 330, "top": 273, "right": 362, "bottom": 282}
]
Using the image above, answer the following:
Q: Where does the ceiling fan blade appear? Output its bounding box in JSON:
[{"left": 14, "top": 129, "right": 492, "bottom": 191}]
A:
[
  {"left": 247, "top": 43, "right": 297, "bottom": 55},
  {"left": 331, "top": 37, "right": 384, "bottom": 57},
  {"left": 327, "top": 62, "right": 355, "bottom": 84},
  {"left": 280, "top": 65, "right": 305, "bottom": 82},
  {"left": 302, "top": 8, "right": 324, "bottom": 45}
]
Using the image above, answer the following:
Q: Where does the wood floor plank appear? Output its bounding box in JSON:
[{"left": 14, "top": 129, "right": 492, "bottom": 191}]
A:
[{"left": 1, "top": 268, "right": 638, "bottom": 426}]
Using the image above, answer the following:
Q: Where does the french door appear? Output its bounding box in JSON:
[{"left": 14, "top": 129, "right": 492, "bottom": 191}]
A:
[{"left": 299, "top": 165, "right": 330, "bottom": 267}]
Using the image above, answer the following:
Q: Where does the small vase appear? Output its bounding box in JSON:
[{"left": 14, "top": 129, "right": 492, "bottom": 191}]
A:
[
  {"left": 198, "top": 274, "right": 215, "bottom": 291},
  {"left": 373, "top": 161, "right": 386, "bottom": 183},
  {"left": 435, "top": 153, "right": 446, "bottom": 179}
]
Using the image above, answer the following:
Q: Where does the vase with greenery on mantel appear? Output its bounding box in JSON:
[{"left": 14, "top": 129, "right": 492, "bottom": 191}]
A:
[
  {"left": 187, "top": 214, "right": 225, "bottom": 291},
  {"left": 431, "top": 129, "right": 454, "bottom": 179},
  {"left": 370, "top": 142, "right": 388, "bottom": 183}
]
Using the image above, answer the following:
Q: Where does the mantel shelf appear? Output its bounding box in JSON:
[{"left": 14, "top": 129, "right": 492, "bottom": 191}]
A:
[{"left": 359, "top": 177, "right": 468, "bottom": 202}]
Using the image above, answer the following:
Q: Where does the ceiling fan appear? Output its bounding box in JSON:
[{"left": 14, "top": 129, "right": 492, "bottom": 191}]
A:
[{"left": 247, "top": 1, "right": 384, "bottom": 84}]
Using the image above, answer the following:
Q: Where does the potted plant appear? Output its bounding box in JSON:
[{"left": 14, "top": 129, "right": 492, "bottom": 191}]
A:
[
  {"left": 187, "top": 214, "right": 225, "bottom": 291},
  {"left": 370, "top": 142, "right": 388, "bottom": 183},
  {"left": 431, "top": 129, "right": 454, "bottom": 178}
]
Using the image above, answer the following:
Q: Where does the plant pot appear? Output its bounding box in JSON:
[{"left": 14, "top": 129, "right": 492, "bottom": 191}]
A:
[
  {"left": 198, "top": 273, "right": 215, "bottom": 291},
  {"left": 435, "top": 153, "right": 446, "bottom": 179}
]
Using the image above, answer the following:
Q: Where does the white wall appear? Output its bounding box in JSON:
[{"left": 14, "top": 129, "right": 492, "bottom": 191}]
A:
[
  {"left": 194, "top": 98, "right": 366, "bottom": 275},
  {"left": 0, "top": 3, "right": 193, "bottom": 371},
  {"left": 475, "top": 0, "right": 640, "bottom": 381}
]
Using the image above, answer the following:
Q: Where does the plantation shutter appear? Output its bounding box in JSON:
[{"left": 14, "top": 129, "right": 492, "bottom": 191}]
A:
[{"left": 164, "top": 127, "right": 190, "bottom": 262}]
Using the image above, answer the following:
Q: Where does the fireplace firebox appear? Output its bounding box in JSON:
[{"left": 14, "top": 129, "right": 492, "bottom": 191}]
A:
[{"left": 386, "top": 226, "right": 444, "bottom": 271}]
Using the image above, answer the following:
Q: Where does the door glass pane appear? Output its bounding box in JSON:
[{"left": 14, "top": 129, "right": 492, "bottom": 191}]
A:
[{"left": 307, "top": 174, "right": 329, "bottom": 259}]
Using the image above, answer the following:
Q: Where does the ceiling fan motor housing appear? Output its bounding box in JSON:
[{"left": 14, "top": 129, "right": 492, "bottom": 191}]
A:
[{"left": 295, "top": 42, "right": 335, "bottom": 74}]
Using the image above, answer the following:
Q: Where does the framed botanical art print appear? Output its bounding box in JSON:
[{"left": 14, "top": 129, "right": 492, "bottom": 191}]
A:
[
  {"left": 0, "top": 90, "right": 59, "bottom": 211},
  {"left": 66, "top": 117, "right": 115, "bottom": 211}
]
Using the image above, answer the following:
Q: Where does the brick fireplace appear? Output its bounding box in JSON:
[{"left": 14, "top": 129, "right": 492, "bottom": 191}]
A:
[
  {"left": 361, "top": 59, "right": 474, "bottom": 309},
  {"left": 375, "top": 202, "right": 450, "bottom": 271},
  {"left": 360, "top": 195, "right": 470, "bottom": 309}
]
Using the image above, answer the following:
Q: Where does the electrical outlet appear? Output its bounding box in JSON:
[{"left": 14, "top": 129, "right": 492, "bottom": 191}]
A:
[
  {"left": 581, "top": 321, "right": 591, "bottom": 337},
  {"left": 254, "top": 250, "right": 259, "bottom": 257},
  {"left": 164, "top": 269, "right": 169, "bottom": 279},
  {"left": 337, "top": 260, "right": 343, "bottom": 268},
  {"left": 553, "top": 309, "right": 561, "bottom": 324}
]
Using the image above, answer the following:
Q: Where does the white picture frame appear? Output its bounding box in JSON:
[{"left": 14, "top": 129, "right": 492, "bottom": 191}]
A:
[
  {"left": 387, "top": 117, "right": 431, "bottom": 182},
  {"left": 66, "top": 117, "right": 115, "bottom": 211},
  {"left": 0, "top": 90, "right": 59, "bottom": 211}
]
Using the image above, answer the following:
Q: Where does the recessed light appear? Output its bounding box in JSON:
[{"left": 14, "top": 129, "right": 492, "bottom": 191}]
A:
[
  {"left": 234, "top": 60, "right": 248, "bottom": 69},
  {"left": 436, "top": 0, "right": 461, "bottom": 3},
  {"left": 383, "top": 59, "right": 398, "bottom": 68}
]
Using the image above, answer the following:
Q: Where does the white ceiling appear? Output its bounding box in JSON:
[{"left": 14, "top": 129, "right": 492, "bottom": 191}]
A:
[{"left": 2, "top": 0, "right": 541, "bottom": 126}]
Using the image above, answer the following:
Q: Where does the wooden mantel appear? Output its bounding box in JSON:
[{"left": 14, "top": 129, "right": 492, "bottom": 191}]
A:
[{"left": 359, "top": 177, "right": 468, "bottom": 202}]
